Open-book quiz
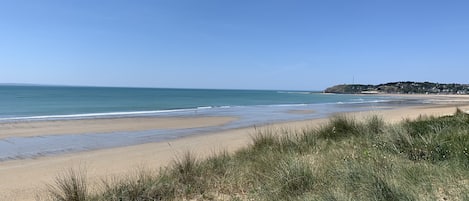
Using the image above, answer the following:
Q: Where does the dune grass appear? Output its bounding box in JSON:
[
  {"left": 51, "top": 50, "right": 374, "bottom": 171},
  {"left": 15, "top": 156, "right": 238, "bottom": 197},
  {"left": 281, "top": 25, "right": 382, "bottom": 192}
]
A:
[
  {"left": 43, "top": 109, "right": 469, "bottom": 200},
  {"left": 46, "top": 167, "right": 88, "bottom": 201}
]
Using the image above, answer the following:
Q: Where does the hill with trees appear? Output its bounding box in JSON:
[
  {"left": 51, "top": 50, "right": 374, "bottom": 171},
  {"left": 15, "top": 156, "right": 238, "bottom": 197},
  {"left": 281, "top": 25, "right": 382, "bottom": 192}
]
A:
[{"left": 324, "top": 81, "right": 469, "bottom": 94}]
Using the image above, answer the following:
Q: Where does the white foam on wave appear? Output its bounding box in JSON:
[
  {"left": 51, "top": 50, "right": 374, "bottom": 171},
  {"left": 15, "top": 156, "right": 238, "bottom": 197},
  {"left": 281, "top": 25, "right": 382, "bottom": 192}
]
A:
[
  {"left": 0, "top": 108, "right": 200, "bottom": 121},
  {"left": 197, "top": 106, "right": 213, "bottom": 110},
  {"left": 0, "top": 99, "right": 391, "bottom": 122},
  {"left": 266, "top": 103, "right": 308, "bottom": 107},
  {"left": 0, "top": 105, "right": 246, "bottom": 122},
  {"left": 339, "top": 99, "right": 391, "bottom": 104}
]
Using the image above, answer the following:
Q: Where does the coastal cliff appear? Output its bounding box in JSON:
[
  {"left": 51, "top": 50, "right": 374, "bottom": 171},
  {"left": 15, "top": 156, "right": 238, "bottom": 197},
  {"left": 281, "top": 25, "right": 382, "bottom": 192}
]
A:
[{"left": 325, "top": 81, "right": 469, "bottom": 94}]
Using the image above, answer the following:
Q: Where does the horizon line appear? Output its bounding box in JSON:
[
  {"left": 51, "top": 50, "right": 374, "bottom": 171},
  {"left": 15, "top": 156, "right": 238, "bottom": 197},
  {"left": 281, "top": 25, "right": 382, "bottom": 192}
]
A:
[{"left": 0, "top": 83, "right": 322, "bottom": 92}]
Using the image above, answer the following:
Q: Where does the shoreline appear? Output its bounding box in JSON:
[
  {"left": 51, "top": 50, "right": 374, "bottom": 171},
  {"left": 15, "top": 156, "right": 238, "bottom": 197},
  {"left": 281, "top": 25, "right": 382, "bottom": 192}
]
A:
[
  {"left": 0, "top": 96, "right": 413, "bottom": 162},
  {"left": 0, "top": 116, "right": 237, "bottom": 140},
  {"left": 1, "top": 103, "right": 469, "bottom": 200}
]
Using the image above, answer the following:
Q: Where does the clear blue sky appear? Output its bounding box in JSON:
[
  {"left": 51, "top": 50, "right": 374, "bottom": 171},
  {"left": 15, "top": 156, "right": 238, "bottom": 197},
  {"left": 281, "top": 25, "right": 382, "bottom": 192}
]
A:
[{"left": 1, "top": 0, "right": 468, "bottom": 90}]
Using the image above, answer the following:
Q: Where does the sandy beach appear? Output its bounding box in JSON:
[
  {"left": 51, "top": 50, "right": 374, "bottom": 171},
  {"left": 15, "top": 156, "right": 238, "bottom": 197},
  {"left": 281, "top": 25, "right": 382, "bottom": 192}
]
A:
[
  {"left": 1, "top": 99, "right": 469, "bottom": 200},
  {"left": 0, "top": 116, "right": 237, "bottom": 139},
  {"left": 5, "top": 0, "right": 469, "bottom": 199}
]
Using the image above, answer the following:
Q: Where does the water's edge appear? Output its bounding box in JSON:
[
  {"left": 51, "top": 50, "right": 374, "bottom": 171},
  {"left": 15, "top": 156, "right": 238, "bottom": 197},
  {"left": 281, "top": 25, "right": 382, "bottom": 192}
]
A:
[{"left": 0, "top": 99, "right": 427, "bottom": 162}]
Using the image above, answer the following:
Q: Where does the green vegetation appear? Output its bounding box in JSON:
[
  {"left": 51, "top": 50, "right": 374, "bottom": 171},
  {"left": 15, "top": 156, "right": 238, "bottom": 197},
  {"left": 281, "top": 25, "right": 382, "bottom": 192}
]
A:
[
  {"left": 325, "top": 81, "right": 469, "bottom": 94},
  {"left": 46, "top": 167, "right": 88, "bottom": 201},
  {"left": 44, "top": 110, "right": 469, "bottom": 200}
]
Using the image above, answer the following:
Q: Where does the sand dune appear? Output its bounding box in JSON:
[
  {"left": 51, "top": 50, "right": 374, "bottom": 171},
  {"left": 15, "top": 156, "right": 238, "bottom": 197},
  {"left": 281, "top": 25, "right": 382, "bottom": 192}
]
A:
[{"left": 0, "top": 103, "right": 468, "bottom": 200}]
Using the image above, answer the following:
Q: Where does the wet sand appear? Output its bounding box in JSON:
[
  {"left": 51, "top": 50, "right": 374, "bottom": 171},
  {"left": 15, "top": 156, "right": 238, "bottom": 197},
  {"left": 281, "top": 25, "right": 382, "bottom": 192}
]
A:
[
  {"left": 0, "top": 116, "right": 237, "bottom": 139},
  {"left": 287, "top": 109, "right": 316, "bottom": 114},
  {"left": 1, "top": 103, "right": 469, "bottom": 200}
]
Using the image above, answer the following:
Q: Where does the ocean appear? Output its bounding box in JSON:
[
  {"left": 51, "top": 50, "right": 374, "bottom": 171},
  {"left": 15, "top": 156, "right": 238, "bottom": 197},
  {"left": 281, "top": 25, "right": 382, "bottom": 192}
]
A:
[
  {"left": 0, "top": 85, "right": 397, "bottom": 121},
  {"left": 0, "top": 85, "right": 423, "bottom": 161}
]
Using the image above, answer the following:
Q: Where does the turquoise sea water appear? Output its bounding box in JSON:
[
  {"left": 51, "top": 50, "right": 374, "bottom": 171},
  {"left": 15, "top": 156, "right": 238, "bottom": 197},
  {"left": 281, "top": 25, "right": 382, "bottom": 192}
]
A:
[
  {"left": 0, "top": 86, "right": 425, "bottom": 161},
  {"left": 0, "top": 85, "right": 394, "bottom": 120}
]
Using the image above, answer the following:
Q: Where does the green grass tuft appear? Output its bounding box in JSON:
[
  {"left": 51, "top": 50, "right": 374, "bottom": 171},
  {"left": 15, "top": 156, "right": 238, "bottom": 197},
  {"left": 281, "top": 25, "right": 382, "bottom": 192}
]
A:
[
  {"left": 318, "top": 115, "right": 361, "bottom": 140},
  {"left": 389, "top": 111, "right": 469, "bottom": 166},
  {"left": 270, "top": 158, "right": 315, "bottom": 199},
  {"left": 46, "top": 168, "right": 88, "bottom": 201}
]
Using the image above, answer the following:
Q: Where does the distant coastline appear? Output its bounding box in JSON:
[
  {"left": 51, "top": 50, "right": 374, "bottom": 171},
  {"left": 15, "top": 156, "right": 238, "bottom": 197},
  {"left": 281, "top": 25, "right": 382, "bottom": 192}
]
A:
[{"left": 324, "top": 81, "right": 469, "bottom": 95}]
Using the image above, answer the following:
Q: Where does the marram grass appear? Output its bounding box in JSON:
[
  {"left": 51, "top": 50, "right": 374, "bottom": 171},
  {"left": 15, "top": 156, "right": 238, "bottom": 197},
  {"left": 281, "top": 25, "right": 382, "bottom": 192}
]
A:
[{"left": 43, "top": 109, "right": 469, "bottom": 201}]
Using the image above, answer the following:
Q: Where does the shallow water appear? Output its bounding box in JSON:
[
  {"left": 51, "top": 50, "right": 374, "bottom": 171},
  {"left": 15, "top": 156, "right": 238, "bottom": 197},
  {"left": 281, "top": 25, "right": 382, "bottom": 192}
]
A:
[{"left": 0, "top": 99, "right": 426, "bottom": 161}]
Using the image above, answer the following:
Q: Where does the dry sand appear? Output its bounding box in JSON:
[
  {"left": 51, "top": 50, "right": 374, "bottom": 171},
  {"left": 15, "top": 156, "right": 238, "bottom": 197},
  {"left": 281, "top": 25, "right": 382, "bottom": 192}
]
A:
[{"left": 1, "top": 103, "right": 469, "bottom": 200}]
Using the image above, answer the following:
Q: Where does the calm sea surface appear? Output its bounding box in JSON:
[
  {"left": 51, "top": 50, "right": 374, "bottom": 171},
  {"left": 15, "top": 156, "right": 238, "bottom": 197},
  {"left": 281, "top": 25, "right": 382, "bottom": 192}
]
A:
[
  {"left": 0, "top": 86, "right": 425, "bottom": 161},
  {"left": 0, "top": 85, "right": 396, "bottom": 120}
]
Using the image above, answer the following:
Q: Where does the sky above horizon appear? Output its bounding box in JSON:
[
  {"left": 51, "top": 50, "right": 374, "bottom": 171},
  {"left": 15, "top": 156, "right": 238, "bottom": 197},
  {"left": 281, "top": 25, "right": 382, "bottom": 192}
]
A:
[{"left": 1, "top": 0, "right": 469, "bottom": 90}]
